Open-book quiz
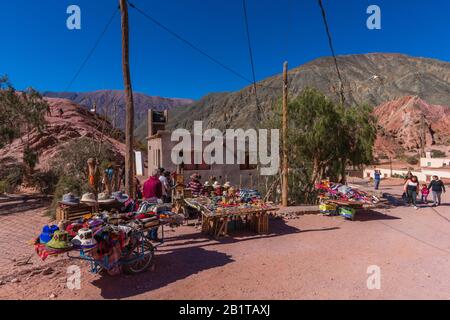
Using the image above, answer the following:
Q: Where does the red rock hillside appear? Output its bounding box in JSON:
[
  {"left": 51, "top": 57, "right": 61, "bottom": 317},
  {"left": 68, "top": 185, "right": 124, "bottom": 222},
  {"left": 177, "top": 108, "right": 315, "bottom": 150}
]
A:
[
  {"left": 373, "top": 96, "right": 450, "bottom": 156},
  {"left": 0, "top": 97, "right": 126, "bottom": 171}
]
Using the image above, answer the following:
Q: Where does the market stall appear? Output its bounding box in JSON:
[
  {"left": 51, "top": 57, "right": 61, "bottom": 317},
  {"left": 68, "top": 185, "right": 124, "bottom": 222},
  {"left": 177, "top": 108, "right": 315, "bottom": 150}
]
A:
[
  {"left": 184, "top": 188, "right": 278, "bottom": 239},
  {"left": 34, "top": 197, "right": 184, "bottom": 276},
  {"left": 316, "top": 180, "right": 379, "bottom": 220}
]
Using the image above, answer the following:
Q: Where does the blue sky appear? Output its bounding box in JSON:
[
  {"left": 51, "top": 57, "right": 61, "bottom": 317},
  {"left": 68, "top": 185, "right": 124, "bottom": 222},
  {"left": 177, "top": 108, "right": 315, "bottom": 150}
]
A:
[{"left": 1, "top": 0, "right": 449, "bottom": 99}]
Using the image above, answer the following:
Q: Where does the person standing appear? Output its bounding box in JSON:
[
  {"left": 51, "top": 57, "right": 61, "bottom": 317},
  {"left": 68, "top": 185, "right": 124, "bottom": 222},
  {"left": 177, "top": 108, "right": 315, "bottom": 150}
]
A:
[
  {"left": 142, "top": 169, "right": 163, "bottom": 242},
  {"left": 188, "top": 173, "right": 203, "bottom": 196},
  {"left": 404, "top": 175, "right": 420, "bottom": 210},
  {"left": 374, "top": 169, "right": 381, "bottom": 190},
  {"left": 428, "top": 176, "right": 446, "bottom": 207},
  {"left": 143, "top": 169, "right": 162, "bottom": 201},
  {"left": 158, "top": 168, "right": 170, "bottom": 203},
  {"left": 420, "top": 184, "right": 430, "bottom": 204}
]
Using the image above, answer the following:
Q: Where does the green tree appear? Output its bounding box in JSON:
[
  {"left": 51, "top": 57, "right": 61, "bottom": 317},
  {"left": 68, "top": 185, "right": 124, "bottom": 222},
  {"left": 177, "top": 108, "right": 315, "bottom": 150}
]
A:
[
  {"left": 335, "top": 103, "right": 377, "bottom": 183},
  {"left": 266, "top": 88, "right": 376, "bottom": 204}
]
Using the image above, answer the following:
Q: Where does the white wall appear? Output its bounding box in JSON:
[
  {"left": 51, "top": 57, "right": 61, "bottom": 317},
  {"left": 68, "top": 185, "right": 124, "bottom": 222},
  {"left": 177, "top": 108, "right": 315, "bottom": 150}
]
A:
[{"left": 420, "top": 157, "right": 450, "bottom": 168}]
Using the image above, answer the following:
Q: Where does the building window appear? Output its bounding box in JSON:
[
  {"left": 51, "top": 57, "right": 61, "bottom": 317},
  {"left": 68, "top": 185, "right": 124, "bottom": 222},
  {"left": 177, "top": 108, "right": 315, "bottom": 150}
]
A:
[{"left": 427, "top": 162, "right": 431, "bottom": 167}]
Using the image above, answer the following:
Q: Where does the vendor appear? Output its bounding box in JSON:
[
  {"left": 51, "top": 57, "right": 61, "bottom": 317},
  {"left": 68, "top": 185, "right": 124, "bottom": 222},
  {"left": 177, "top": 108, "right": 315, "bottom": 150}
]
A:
[
  {"left": 188, "top": 173, "right": 203, "bottom": 196},
  {"left": 143, "top": 169, "right": 163, "bottom": 201},
  {"left": 203, "top": 181, "right": 214, "bottom": 196},
  {"left": 213, "top": 181, "right": 222, "bottom": 196}
]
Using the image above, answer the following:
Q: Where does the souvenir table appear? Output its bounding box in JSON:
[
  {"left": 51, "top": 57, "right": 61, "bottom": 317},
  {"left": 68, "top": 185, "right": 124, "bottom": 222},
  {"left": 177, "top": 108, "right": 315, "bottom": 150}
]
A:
[
  {"left": 316, "top": 181, "right": 378, "bottom": 220},
  {"left": 184, "top": 196, "right": 279, "bottom": 239}
]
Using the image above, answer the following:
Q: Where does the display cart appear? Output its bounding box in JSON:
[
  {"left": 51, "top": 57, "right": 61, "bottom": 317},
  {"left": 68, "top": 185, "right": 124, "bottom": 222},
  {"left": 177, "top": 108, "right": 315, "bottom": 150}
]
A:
[{"left": 67, "top": 224, "right": 166, "bottom": 275}]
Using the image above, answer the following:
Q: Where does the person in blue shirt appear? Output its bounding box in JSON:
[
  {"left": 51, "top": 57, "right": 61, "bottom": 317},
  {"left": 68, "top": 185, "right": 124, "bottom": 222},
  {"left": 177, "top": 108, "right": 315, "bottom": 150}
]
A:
[{"left": 374, "top": 169, "right": 381, "bottom": 190}]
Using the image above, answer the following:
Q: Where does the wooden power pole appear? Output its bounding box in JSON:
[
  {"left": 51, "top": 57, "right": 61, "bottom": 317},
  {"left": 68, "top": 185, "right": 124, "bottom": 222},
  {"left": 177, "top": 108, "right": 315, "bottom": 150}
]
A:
[
  {"left": 281, "top": 62, "right": 289, "bottom": 207},
  {"left": 120, "top": 0, "right": 135, "bottom": 197}
]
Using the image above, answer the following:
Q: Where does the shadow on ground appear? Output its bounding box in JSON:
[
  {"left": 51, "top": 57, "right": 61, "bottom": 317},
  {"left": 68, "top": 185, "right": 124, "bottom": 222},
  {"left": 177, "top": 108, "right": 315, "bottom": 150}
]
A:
[
  {"left": 92, "top": 219, "right": 311, "bottom": 299},
  {"left": 92, "top": 245, "right": 235, "bottom": 299},
  {"left": 355, "top": 209, "right": 401, "bottom": 222}
]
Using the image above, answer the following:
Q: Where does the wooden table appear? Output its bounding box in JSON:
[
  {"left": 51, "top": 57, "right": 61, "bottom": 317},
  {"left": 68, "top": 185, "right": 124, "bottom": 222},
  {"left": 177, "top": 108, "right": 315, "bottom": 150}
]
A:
[{"left": 184, "top": 197, "right": 279, "bottom": 239}]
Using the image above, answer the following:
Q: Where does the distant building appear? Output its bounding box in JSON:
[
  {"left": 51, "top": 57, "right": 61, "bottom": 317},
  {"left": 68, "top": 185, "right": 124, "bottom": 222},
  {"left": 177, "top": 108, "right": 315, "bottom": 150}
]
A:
[
  {"left": 420, "top": 152, "right": 450, "bottom": 168},
  {"left": 364, "top": 151, "right": 450, "bottom": 182},
  {"left": 146, "top": 110, "right": 259, "bottom": 187}
]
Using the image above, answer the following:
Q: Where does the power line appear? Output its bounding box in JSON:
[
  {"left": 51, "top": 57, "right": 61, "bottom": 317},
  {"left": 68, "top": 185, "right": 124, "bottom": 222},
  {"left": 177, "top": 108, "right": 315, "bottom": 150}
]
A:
[
  {"left": 127, "top": 1, "right": 280, "bottom": 93},
  {"left": 242, "top": 0, "right": 261, "bottom": 118},
  {"left": 65, "top": 7, "right": 119, "bottom": 91},
  {"left": 317, "top": 0, "right": 345, "bottom": 105},
  {"left": 128, "top": 1, "right": 253, "bottom": 84}
]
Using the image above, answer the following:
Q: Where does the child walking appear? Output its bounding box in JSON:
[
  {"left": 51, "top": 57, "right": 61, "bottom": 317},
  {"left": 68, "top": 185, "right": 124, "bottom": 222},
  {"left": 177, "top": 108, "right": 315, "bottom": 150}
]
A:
[{"left": 420, "top": 184, "right": 429, "bottom": 204}]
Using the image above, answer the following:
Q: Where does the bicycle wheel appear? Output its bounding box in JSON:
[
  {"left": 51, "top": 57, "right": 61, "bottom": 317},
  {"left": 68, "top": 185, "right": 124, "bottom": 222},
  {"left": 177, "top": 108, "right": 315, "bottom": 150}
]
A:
[{"left": 122, "top": 237, "right": 154, "bottom": 275}]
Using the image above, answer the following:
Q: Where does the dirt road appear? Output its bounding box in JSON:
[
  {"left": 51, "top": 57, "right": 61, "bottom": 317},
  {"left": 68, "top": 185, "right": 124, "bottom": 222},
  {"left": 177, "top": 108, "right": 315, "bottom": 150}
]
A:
[{"left": 1, "top": 184, "right": 450, "bottom": 300}]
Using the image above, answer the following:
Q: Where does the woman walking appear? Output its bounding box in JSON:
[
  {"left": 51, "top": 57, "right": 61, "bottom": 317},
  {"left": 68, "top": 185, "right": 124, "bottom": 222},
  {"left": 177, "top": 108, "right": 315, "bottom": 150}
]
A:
[
  {"left": 428, "top": 176, "right": 446, "bottom": 207},
  {"left": 404, "top": 175, "right": 420, "bottom": 210}
]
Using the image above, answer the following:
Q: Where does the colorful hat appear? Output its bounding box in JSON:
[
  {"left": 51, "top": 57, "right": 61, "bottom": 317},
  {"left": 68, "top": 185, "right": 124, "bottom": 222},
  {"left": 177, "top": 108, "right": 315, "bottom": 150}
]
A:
[
  {"left": 97, "top": 192, "right": 115, "bottom": 204},
  {"left": 86, "top": 219, "right": 104, "bottom": 229},
  {"left": 60, "top": 193, "right": 80, "bottom": 206},
  {"left": 80, "top": 193, "right": 96, "bottom": 203},
  {"left": 111, "top": 191, "right": 129, "bottom": 203},
  {"left": 71, "top": 228, "right": 97, "bottom": 250},
  {"left": 39, "top": 225, "right": 59, "bottom": 244},
  {"left": 65, "top": 223, "right": 83, "bottom": 237},
  {"left": 45, "top": 230, "right": 73, "bottom": 250}
]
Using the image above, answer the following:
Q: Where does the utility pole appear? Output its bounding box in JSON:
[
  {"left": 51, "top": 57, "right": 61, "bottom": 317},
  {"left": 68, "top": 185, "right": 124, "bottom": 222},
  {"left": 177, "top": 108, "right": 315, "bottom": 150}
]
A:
[
  {"left": 281, "top": 62, "right": 289, "bottom": 207},
  {"left": 120, "top": 0, "right": 135, "bottom": 197}
]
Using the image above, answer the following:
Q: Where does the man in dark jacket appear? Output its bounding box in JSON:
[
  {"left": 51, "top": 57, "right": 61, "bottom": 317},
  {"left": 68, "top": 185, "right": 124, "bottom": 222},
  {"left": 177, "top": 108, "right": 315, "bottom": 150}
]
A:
[{"left": 428, "top": 176, "right": 446, "bottom": 207}]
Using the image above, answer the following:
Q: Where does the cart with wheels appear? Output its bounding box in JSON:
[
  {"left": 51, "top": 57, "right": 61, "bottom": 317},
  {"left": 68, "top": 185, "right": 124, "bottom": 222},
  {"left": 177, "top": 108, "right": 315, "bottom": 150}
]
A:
[{"left": 67, "top": 224, "right": 165, "bottom": 275}]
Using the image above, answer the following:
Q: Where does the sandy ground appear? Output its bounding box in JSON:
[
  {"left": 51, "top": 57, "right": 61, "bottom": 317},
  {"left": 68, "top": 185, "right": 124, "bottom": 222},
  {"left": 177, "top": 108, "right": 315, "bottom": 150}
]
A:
[{"left": 1, "top": 180, "right": 450, "bottom": 300}]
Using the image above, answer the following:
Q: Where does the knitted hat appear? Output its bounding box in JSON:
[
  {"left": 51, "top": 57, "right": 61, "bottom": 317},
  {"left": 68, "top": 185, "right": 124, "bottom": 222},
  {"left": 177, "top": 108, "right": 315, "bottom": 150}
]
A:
[{"left": 39, "top": 225, "right": 59, "bottom": 244}]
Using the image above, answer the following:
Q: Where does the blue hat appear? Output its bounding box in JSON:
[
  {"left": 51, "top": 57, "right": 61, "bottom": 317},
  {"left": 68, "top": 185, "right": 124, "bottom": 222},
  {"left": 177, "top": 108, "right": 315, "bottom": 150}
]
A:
[{"left": 39, "top": 225, "right": 59, "bottom": 244}]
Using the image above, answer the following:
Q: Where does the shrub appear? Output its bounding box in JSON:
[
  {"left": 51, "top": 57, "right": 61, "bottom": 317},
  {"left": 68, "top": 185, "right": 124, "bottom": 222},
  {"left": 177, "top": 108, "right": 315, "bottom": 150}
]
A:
[
  {"left": 46, "top": 174, "right": 87, "bottom": 219},
  {"left": 0, "top": 164, "right": 26, "bottom": 193},
  {"left": 0, "top": 180, "right": 8, "bottom": 194},
  {"left": 406, "top": 156, "right": 419, "bottom": 165},
  {"left": 431, "top": 149, "right": 446, "bottom": 158},
  {"left": 32, "top": 171, "right": 59, "bottom": 195}
]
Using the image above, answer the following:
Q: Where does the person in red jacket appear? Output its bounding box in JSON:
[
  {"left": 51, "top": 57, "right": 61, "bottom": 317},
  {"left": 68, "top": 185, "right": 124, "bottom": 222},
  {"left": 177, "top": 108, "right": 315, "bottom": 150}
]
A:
[
  {"left": 143, "top": 169, "right": 162, "bottom": 201},
  {"left": 142, "top": 169, "right": 163, "bottom": 242}
]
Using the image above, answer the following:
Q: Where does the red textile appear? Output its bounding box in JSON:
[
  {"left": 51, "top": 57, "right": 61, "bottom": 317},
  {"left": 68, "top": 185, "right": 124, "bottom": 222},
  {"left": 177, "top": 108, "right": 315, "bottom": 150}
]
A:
[{"left": 143, "top": 176, "right": 162, "bottom": 200}]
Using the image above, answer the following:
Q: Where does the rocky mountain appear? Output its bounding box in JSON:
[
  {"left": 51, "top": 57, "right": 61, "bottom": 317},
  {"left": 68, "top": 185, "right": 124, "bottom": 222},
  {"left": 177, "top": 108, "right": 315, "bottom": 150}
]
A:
[
  {"left": 168, "top": 53, "right": 450, "bottom": 131},
  {"left": 43, "top": 90, "right": 194, "bottom": 139},
  {"left": 374, "top": 96, "right": 450, "bottom": 155},
  {"left": 0, "top": 97, "right": 126, "bottom": 172}
]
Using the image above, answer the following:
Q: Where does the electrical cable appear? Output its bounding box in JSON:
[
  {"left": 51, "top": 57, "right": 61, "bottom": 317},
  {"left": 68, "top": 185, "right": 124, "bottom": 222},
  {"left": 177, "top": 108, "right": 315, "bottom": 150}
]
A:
[{"left": 65, "top": 6, "right": 119, "bottom": 91}]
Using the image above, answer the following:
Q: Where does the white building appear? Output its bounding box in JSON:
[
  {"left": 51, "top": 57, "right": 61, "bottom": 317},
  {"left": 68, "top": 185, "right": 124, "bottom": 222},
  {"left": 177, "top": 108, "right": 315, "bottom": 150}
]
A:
[
  {"left": 364, "top": 152, "right": 450, "bottom": 182},
  {"left": 420, "top": 152, "right": 450, "bottom": 168}
]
